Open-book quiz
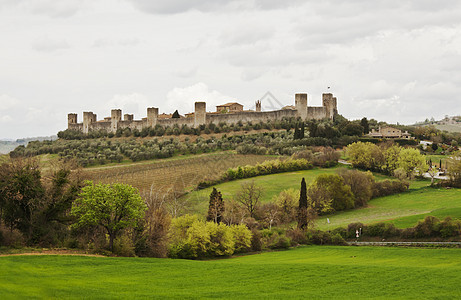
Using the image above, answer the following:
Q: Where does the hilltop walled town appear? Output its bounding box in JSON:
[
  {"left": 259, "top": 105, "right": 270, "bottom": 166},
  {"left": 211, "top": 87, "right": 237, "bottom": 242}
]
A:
[{"left": 67, "top": 93, "right": 338, "bottom": 134}]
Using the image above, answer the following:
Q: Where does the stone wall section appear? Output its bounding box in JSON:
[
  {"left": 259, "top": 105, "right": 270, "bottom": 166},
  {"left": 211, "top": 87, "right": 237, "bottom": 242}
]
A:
[{"left": 68, "top": 93, "right": 338, "bottom": 134}]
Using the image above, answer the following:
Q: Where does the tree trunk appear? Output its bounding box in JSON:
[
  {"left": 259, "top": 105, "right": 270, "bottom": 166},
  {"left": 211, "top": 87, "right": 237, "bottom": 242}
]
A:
[{"left": 109, "top": 232, "right": 115, "bottom": 252}]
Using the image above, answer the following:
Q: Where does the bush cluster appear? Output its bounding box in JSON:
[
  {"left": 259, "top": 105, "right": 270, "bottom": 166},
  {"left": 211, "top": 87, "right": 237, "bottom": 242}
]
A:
[
  {"left": 333, "top": 216, "right": 461, "bottom": 240},
  {"left": 168, "top": 215, "right": 252, "bottom": 259}
]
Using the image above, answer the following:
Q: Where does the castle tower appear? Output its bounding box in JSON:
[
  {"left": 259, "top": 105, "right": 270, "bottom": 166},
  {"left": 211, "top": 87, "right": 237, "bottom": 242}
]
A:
[
  {"left": 322, "top": 93, "right": 335, "bottom": 120},
  {"left": 83, "top": 112, "right": 94, "bottom": 134},
  {"left": 124, "top": 114, "right": 134, "bottom": 121},
  {"left": 67, "top": 113, "right": 77, "bottom": 127},
  {"left": 147, "top": 107, "right": 158, "bottom": 128},
  {"left": 194, "top": 102, "right": 206, "bottom": 127},
  {"left": 255, "top": 100, "right": 261, "bottom": 112},
  {"left": 111, "top": 109, "right": 122, "bottom": 133},
  {"left": 295, "top": 93, "right": 308, "bottom": 120}
]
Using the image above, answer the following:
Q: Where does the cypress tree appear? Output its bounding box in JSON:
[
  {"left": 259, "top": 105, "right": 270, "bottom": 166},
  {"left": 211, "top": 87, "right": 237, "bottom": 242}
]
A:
[
  {"left": 297, "top": 178, "right": 308, "bottom": 230},
  {"left": 300, "top": 122, "right": 305, "bottom": 139},
  {"left": 172, "top": 110, "right": 180, "bottom": 118},
  {"left": 360, "top": 117, "right": 369, "bottom": 134},
  {"left": 294, "top": 126, "right": 300, "bottom": 140},
  {"left": 207, "top": 188, "right": 224, "bottom": 223}
]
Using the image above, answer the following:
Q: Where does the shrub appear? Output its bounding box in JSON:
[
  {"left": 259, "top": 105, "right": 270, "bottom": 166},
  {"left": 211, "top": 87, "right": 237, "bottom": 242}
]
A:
[
  {"left": 113, "top": 234, "right": 136, "bottom": 257},
  {"left": 372, "top": 180, "right": 409, "bottom": 198},
  {"left": 413, "top": 216, "right": 440, "bottom": 238},
  {"left": 331, "top": 233, "right": 347, "bottom": 245},
  {"left": 365, "top": 222, "right": 400, "bottom": 238}
]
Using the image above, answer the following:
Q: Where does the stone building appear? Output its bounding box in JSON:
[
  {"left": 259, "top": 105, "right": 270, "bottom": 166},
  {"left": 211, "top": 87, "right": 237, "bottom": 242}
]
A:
[
  {"left": 216, "top": 102, "right": 244, "bottom": 113},
  {"left": 67, "top": 93, "right": 339, "bottom": 134},
  {"left": 368, "top": 126, "right": 412, "bottom": 139}
]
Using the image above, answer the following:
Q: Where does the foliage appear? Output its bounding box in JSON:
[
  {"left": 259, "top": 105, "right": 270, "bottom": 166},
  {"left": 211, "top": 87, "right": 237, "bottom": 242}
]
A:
[
  {"left": 446, "top": 152, "right": 461, "bottom": 187},
  {"left": 168, "top": 215, "right": 252, "bottom": 259},
  {"left": 297, "top": 178, "right": 308, "bottom": 230},
  {"left": 396, "top": 148, "right": 427, "bottom": 179},
  {"left": 0, "top": 159, "right": 81, "bottom": 245},
  {"left": 206, "top": 188, "right": 224, "bottom": 223},
  {"left": 273, "top": 188, "right": 298, "bottom": 224},
  {"left": 71, "top": 181, "right": 147, "bottom": 251},
  {"left": 346, "top": 142, "right": 384, "bottom": 171},
  {"left": 337, "top": 169, "right": 374, "bottom": 207},
  {"left": 234, "top": 181, "right": 262, "bottom": 218},
  {"left": 308, "top": 174, "right": 355, "bottom": 214}
]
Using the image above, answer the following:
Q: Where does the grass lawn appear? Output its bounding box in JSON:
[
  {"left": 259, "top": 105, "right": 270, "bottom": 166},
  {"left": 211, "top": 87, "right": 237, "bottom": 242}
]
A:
[
  {"left": 184, "top": 165, "right": 461, "bottom": 229},
  {"left": 1, "top": 246, "right": 460, "bottom": 299},
  {"left": 183, "top": 166, "right": 351, "bottom": 214},
  {"left": 319, "top": 184, "right": 461, "bottom": 230}
]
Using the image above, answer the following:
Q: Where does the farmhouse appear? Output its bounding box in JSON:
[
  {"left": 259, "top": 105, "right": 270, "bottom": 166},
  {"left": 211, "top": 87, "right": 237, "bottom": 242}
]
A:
[{"left": 368, "top": 126, "right": 412, "bottom": 139}]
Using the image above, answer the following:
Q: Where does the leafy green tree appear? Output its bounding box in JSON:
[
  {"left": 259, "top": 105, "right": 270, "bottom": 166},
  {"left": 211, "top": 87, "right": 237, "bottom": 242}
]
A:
[
  {"left": 207, "top": 188, "right": 225, "bottom": 223},
  {"left": 396, "top": 148, "right": 427, "bottom": 179},
  {"left": 308, "top": 174, "right": 355, "bottom": 213},
  {"left": 346, "top": 142, "right": 384, "bottom": 171},
  {"left": 71, "top": 181, "right": 147, "bottom": 251},
  {"left": 0, "top": 159, "right": 45, "bottom": 238},
  {"left": 338, "top": 169, "right": 374, "bottom": 207},
  {"left": 342, "top": 123, "right": 364, "bottom": 136},
  {"left": 382, "top": 144, "right": 402, "bottom": 175},
  {"left": 297, "top": 178, "right": 308, "bottom": 229},
  {"left": 447, "top": 152, "right": 461, "bottom": 187}
]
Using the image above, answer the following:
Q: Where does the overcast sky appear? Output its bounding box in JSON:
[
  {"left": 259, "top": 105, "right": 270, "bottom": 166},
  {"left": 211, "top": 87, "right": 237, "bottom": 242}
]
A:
[{"left": 1, "top": 0, "right": 460, "bottom": 139}]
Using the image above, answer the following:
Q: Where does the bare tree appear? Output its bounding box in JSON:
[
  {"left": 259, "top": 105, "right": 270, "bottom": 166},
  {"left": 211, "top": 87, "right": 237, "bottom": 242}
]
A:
[{"left": 235, "top": 180, "right": 262, "bottom": 218}]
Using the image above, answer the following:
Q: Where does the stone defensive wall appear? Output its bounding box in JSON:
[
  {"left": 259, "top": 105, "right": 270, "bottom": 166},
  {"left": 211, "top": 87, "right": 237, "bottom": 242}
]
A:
[{"left": 67, "top": 93, "right": 338, "bottom": 134}]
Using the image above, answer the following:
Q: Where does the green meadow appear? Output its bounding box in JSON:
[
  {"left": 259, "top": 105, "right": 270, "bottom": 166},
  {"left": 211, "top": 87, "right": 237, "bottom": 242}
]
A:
[
  {"left": 184, "top": 167, "right": 461, "bottom": 229},
  {"left": 1, "top": 246, "right": 460, "bottom": 299}
]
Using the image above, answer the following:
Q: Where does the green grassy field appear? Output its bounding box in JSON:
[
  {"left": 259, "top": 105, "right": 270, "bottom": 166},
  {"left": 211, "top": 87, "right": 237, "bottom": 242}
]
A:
[
  {"left": 1, "top": 246, "right": 460, "bottom": 298},
  {"left": 319, "top": 185, "right": 461, "bottom": 230},
  {"left": 183, "top": 166, "right": 461, "bottom": 229},
  {"left": 182, "top": 166, "right": 351, "bottom": 214}
]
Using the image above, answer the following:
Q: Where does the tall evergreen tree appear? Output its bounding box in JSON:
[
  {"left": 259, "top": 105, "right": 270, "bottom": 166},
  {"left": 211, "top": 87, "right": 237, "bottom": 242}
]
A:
[
  {"left": 172, "top": 110, "right": 180, "bottom": 118},
  {"left": 297, "top": 178, "right": 308, "bottom": 230},
  {"left": 300, "top": 122, "right": 305, "bottom": 139},
  {"left": 360, "top": 117, "right": 369, "bottom": 134},
  {"left": 294, "top": 126, "right": 300, "bottom": 140},
  {"left": 207, "top": 188, "right": 224, "bottom": 223}
]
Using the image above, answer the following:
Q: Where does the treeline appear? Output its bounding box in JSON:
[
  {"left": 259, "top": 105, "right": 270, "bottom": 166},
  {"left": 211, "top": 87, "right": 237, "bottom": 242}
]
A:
[
  {"left": 10, "top": 131, "right": 348, "bottom": 167},
  {"left": 346, "top": 142, "right": 427, "bottom": 178}
]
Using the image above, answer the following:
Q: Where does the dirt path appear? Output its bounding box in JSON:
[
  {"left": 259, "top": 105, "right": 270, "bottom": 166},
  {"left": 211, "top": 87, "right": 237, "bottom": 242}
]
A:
[{"left": 0, "top": 249, "right": 106, "bottom": 257}]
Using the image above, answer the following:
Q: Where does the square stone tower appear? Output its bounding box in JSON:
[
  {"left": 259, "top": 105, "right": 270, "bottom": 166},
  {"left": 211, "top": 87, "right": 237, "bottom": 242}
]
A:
[
  {"left": 295, "top": 93, "right": 308, "bottom": 120},
  {"left": 194, "top": 102, "right": 206, "bottom": 127}
]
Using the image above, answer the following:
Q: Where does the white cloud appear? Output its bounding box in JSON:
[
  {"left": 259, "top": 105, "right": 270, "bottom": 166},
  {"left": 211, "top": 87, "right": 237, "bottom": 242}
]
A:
[
  {"left": 165, "top": 83, "right": 238, "bottom": 114},
  {"left": 0, "top": 94, "right": 20, "bottom": 110},
  {"left": 104, "top": 93, "right": 151, "bottom": 119},
  {"left": 0, "top": 0, "right": 86, "bottom": 18},
  {"left": 32, "top": 36, "right": 70, "bottom": 52}
]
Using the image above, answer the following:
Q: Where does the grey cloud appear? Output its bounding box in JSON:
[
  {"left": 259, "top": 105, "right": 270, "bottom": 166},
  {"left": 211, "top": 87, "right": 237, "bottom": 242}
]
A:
[
  {"left": 220, "top": 25, "right": 275, "bottom": 46},
  {"left": 0, "top": 0, "right": 85, "bottom": 18},
  {"left": 32, "top": 36, "right": 70, "bottom": 52},
  {"left": 127, "top": 0, "right": 237, "bottom": 14},
  {"left": 93, "top": 38, "right": 141, "bottom": 48}
]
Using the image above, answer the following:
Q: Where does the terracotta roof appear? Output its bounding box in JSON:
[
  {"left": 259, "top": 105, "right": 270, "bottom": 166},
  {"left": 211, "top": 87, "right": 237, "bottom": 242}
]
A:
[{"left": 217, "top": 102, "right": 243, "bottom": 107}]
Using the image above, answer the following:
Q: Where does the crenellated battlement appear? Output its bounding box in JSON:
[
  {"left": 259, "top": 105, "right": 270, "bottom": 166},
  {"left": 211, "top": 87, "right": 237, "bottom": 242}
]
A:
[{"left": 67, "top": 93, "right": 338, "bottom": 134}]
